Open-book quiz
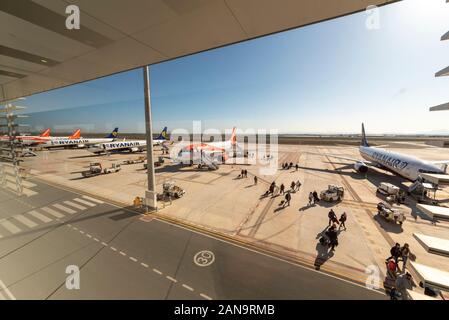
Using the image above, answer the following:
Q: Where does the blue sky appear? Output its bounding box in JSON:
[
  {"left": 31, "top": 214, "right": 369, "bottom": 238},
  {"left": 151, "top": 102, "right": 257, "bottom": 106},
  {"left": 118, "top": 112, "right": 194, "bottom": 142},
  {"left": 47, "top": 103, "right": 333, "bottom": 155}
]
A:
[{"left": 23, "top": 0, "right": 449, "bottom": 134}]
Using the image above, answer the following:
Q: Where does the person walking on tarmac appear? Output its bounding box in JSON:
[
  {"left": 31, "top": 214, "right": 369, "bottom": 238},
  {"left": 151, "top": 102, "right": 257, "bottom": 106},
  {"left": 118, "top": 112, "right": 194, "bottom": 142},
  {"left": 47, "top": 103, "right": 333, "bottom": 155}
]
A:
[
  {"left": 254, "top": 176, "right": 258, "bottom": 185},
  {"left": 339, "top": 212, "right": 347, "bottom": 230},
  {"left": 280, "top": 183, "right": 285, "bottom": 195},
  {"left": 290, "top": 181, "right": 296, "bottom": 191},
  {"left": 328, "top": 209, "right": 338, "bottom": 227},
  {"left": 296, "top": 180, "right": 301, "bottom": 191},
  {"left": 313, "top": 191, "right": 320, "bottom": 204},
  {"left": 386, "top": 243, "right": 402, "bottom": 264},
  {"left": 284, "top": 191, "right": 291, "bottom": 207},
  {"left": 326, "top": 225, "right": 339, "bottom": 251},
  {"left": 295, "top": 164, "right": 299, "bottom": 171},
  {"left": 400, "top": 243, "right": 414, "bottom": 272},
  {"left": 308, "top": 192, "right": 314, "bottom": 206}
]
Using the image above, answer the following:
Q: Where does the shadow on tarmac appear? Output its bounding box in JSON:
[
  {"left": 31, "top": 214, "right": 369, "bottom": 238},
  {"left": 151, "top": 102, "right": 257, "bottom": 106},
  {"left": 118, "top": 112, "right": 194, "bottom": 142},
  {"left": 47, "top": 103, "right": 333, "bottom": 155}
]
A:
[{"left": 314, "top": 242, "right": 334, "bottom": 270}]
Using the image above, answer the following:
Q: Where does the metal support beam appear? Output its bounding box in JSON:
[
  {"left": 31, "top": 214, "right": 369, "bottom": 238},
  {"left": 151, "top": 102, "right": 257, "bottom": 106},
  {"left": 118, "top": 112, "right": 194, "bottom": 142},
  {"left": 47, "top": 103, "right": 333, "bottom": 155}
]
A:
[{"left": 143, "top": 66, "right": 157, "bottom": 210}]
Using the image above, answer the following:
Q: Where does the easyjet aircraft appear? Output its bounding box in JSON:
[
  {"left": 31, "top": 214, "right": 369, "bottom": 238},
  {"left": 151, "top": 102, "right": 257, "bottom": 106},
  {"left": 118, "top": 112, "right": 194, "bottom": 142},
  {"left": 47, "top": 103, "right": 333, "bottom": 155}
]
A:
[
  {"left": 173, "top": 127, "right": 241, "bottom": 165},
  {"left": 16, "top": 128, "right": 81, "bottom": 146},
  {"left": 0, "top": 128, "right": 51, "bottom": 145}
]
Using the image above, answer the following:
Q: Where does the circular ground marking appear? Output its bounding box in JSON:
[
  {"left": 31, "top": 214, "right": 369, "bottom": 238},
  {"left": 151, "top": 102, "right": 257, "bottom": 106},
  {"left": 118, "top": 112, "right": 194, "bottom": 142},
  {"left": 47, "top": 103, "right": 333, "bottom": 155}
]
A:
[{"left": 194, "top": 250, "right": 215, "bottom": 267}]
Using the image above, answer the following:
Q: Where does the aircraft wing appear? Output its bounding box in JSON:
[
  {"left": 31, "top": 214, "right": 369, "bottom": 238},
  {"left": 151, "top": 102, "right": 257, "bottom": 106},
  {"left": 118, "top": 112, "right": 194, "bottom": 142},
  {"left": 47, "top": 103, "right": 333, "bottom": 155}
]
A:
[
  {"left": 430, "top": 160, "right": 449, "bottom": 165},
  {"left": 306, "top": 152, "right": 376, "bottom": 166}
]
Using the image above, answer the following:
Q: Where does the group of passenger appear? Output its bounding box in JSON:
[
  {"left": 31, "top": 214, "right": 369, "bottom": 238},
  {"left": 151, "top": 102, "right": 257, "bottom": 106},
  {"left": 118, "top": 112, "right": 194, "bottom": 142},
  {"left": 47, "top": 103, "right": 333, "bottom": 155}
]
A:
[
  {"left": 308, "top": 191, "right": 320, "bottom": 205},
  {"left": 386, "top": 242, "right": 416, "bottom": 300},
  {"left": 238, "top": 169, "right": 248, "bottom": 178},
  {"left": 386, "top": 242, "right": 413, "bottom": 273},
  {"left": 318, "top": 209, "right": 348, "bottom": 253},
  {"left": 261, "top": 180, "right": 303, "bottom": 208},
  {"left": 327, "top": 209, "right": 347, "bottom": 230},
  {"left": 281, "top": 162, "right": 299, "bottom": 171}
]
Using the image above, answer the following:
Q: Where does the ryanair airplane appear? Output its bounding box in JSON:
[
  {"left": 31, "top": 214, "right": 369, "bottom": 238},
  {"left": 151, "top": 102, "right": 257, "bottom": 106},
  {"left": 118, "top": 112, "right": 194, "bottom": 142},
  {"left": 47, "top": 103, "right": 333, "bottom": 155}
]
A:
[
  {"left": 42, "top": 128, "right": 119, "bottom": 149},
  {"left": 322, "top": 123, "right": 449, "bottom": 182},
  {"left": 87, "top": 127, "right": 168, "bottom": 154}
]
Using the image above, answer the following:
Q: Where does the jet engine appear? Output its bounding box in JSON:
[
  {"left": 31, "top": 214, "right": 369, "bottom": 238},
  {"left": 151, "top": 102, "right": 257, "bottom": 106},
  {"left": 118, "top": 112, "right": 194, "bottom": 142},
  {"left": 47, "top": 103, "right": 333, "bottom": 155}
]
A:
[{"left": 354, "top": 162, "right": 368, "bottom": 173}]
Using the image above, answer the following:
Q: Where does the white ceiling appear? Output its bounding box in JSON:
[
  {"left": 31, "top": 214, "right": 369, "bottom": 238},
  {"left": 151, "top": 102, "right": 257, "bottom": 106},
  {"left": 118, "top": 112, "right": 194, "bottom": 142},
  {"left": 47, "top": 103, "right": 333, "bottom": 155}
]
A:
[{"left": 1, "top": 0, "right": 397, "bottom": 103}]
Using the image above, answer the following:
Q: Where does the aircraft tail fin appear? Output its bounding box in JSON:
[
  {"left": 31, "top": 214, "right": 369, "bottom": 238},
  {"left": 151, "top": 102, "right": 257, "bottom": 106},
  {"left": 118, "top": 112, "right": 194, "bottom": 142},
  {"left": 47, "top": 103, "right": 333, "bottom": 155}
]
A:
[
  {"left": 40, "top": 128, "right": 51, "bottom": 137},
  {"left": 361, "top": 123, "right": 369, "bottom": 147},
  {"left": 230, "top": 127, "right": 237, "bottom": 145},
  {"left": 69, "top": 129, "right": 81, "bottom": 139},
  {"left": 106, "top": 127, "right": 119, "bottom": 139},
  {"left": 156, "top": 127, "right": 168, "bottom": 140}
]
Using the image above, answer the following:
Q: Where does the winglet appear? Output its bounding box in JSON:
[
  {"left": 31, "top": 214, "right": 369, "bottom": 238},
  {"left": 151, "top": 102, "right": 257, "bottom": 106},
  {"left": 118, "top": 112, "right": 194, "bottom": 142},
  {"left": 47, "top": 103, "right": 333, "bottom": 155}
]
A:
[{"left": 361, "top": 123, "right": 369, "bottom": 147}]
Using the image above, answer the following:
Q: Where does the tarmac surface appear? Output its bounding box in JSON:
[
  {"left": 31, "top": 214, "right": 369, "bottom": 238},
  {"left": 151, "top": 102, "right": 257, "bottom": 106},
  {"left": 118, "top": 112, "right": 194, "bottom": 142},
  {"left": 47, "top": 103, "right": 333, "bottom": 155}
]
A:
[
  {"left": 0, "top": 178, "right": 384, "bottom": 299},
  {"left": 9, "top": 141, "right": 449, "bottom": 298}
]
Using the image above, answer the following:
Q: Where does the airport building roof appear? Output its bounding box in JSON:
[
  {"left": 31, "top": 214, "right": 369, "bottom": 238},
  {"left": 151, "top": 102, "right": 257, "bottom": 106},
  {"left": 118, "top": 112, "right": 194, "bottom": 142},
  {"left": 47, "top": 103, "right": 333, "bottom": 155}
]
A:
[
  {"left": 417, "top": 203, "right": 449, "bottom": 221},
  {"left": 421, "top": 173, "right": 449, "bottom": 186},
  {"left": 1, "top": 0, "right": 396, "bottom": 103}
]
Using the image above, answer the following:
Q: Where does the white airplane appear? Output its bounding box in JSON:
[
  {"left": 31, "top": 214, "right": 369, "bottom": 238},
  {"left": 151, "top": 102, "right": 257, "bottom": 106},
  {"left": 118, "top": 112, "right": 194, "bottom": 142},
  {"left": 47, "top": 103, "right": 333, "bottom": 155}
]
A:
[
  {"left": 321, "top": 123, "right": 449, "bottom": 182},
  {"left": 87, "top": 127, "right": 169, "bottom": 154},
  {"left": 42, "top": 128, "right": 118, "bottom": 149},
  {"left": 1, "top": 128, "right": 82, "bottom": 146},
  {"left": 173, "top": 127, "right": 241, "bottom": 167}
]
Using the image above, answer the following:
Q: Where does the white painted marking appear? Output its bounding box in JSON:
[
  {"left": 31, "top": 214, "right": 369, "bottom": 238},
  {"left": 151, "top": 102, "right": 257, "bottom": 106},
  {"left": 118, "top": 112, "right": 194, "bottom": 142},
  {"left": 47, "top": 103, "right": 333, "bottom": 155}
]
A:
[
  {"left": 82, "top": 195, "right": 104, "bottom": 204},
  {"left": 28, "top": 210, "right": 52, "bottom": 223},
  {"left": 64, "top": 201, "right": 86, "bottom": 211},
  {"left": 79, "top": 231, "right": 85, "bottom": 234},
  {"left": 153, "top": 268, "right": 163, "bottom": 275},
  {"left": 119, "top": 251, "right": 126, "bottom": 256},
  {"left": 73, "top": 198, "right": 96, "bottom": 207},
  {"left": 40, "top": 206, "right": 65, "bottom": 218},
  {"left": 14, "top": 214, "right": 37, "bottom": 228},
  {"left": 110, "top": 247, "right": 117, "bottom": 251},
  {"left": 0, "top": 280, "right": 16, "bottom": 300},
  {"left": 129, "top": 257, "right": 137, "bottom": 262},
  {"left": 52, "top": 204, "right": 76, "bottom": 214},
  {"left": 67, "top": 224, "right": 72, "bottom": 227},
  {"left": 86, "top": 234, "right": 92, "bottom": 238},
  {"left": 1, "top": 220, "right": 21, "bottom": 234},
  {"left": 194, "top": 250, "right": 215, "bottom": 267},
  {"left": 182, "top": 284, "right": 194, "bottom": 292},
  {"left": 200, "top": 293, "right": 212, "bottom": 300},
  {"left": 141, "top": 263, "right": 149, "bottom": 268},
  {"left": 73, "top": 227, "right": 78, "bottom": 231},
  {"left": 166, "top": 276, "right": 177, "bottom": 283},
  {"left": 101, "top": 242, "right": 108, "bottom": 246},
  {"left": 93, "top": 238, "right": 99, "bottom": 242}
]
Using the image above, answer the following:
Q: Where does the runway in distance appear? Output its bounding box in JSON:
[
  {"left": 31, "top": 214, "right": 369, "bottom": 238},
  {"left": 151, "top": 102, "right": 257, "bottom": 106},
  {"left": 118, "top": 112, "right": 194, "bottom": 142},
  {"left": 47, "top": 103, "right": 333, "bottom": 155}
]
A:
[
  {"left": 321, "top": 124, "right": 449, "bottom": 182},
  {"left": 87, "top": 127, "right": 168, "bottom": 154}
]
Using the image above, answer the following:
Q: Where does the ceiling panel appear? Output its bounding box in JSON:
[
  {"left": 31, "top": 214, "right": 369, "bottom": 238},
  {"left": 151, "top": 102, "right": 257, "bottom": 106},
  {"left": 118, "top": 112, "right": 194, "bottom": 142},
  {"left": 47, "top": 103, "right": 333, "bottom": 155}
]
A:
[
  {"left": 39, "top": 37, "right": 166, "bottom": 83},
  {"left": 1, "top": 0, "right": 398, "bottom": 103},
  {"left": 32, "top": 0, "right": 125, "bottom": 41},
  {"left": 0, "top": 74, "right": 17, "bottom": 84},
  {"left": 0, "top": 11, "right": 93, "bottom": 61},
  {"left": 226, "top": 0, "right": 393, "bottom": 37},
  {"left": 0, "top": 54, "right": 46, "bottom": 73},
  {"left": 66, "top": 0, "right": 178, "bottom": 36},
  {"left": 133, "top": 0, "right": 246, "bottom": 58}
]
